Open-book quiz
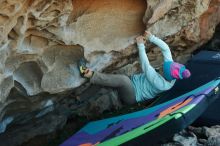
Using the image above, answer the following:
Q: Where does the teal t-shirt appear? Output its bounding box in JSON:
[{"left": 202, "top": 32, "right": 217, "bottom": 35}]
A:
[{"left": 131, "top": 35, "right": 176, "bottom": 102}]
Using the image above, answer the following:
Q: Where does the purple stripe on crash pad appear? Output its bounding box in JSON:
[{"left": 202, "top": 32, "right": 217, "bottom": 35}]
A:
[
  {"left": 190, "top": 87, "right": 214, "bottom": 105},
  {"left": 60, "top": 132, "right": 98, "bottom": 146},
  {"left": 61, "top": 87, "right": 214, "bottom": 146}
]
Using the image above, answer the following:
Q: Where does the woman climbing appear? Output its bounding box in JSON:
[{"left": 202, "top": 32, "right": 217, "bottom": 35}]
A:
[{"left": 78, "top": 31, "right": 191, "bottom": 105}]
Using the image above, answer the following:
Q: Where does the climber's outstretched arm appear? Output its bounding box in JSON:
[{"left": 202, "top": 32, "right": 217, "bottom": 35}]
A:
[{"left": 145, "top": 31, "right": 173, "bottom": 62}]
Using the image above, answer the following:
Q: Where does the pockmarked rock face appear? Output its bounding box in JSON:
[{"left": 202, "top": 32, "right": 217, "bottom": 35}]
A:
[
  {"left": 0, "top": 0, "right": 146, "bottom": 97},
  {"left": 0, "top": 0, "right": 219, "bottom": 145},
  {"left": 0, "top": 0, "right": 147, "bottom": 145}
]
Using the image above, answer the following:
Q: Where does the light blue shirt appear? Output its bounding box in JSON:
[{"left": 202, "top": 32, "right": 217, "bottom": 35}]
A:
[{"left": 131, "top": 35, "right": 176, "bottom": 102}]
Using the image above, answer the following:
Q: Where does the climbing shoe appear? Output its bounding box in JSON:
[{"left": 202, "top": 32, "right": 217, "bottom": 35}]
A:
[{"left": 77, "top": 58, "right": 89, "bottom": 77}]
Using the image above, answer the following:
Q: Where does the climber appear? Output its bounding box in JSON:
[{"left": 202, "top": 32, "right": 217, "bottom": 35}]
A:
[{"left": 78, "top": 31, "right": 191, "bottom": 105}]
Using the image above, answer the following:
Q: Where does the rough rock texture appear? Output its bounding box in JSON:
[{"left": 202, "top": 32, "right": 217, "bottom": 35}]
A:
[
  {"left": 162, "top": 126, "right": 220, "bottom": 146},
  {"left": 0, "top": 0, "right": 219, "bottom": 145}
]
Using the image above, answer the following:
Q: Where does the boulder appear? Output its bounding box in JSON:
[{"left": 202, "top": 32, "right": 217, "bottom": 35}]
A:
[{"left": 0, "top": 0, "right": 219, "bottom": 145}]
